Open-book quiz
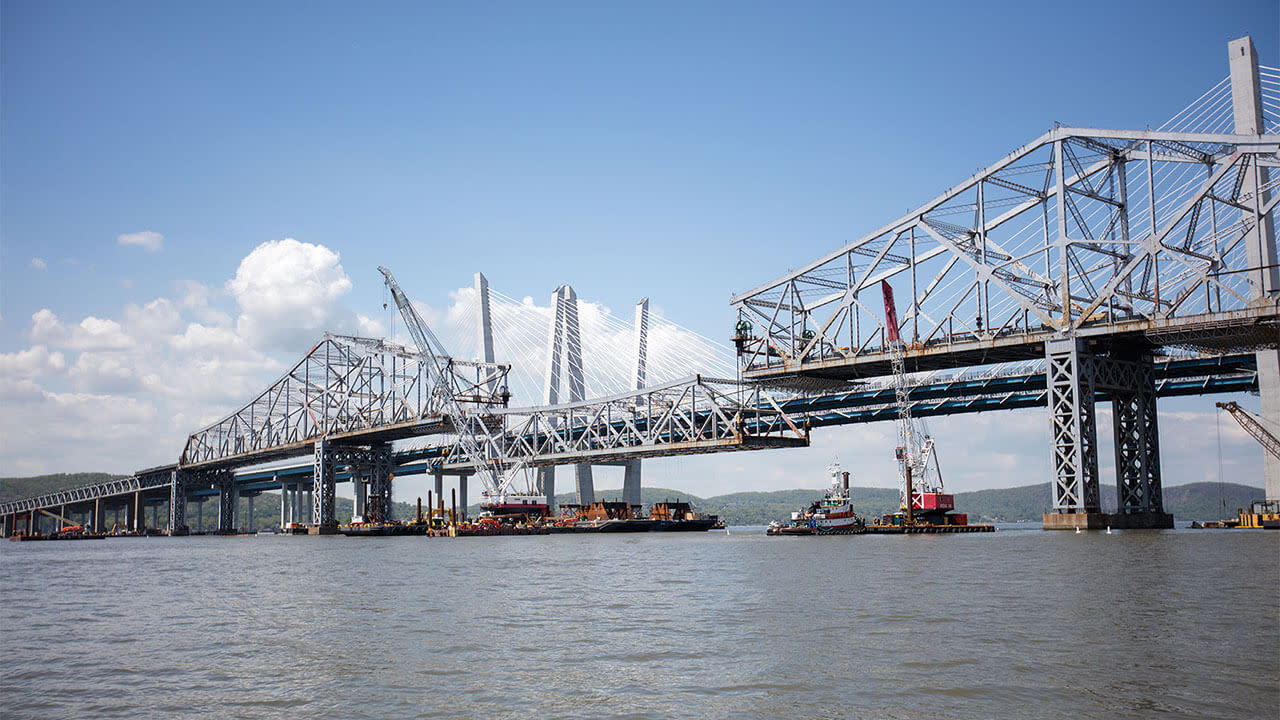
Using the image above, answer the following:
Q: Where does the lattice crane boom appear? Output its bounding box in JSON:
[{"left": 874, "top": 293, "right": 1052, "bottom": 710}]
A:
[
  {"left": 1217, "top": 401, "right": 1280, "bottom": 461},
  {"left": 882, "top": 280, "right": 944, "bottom": 511},
  {"left": 378, "top": 266, "right": 523, "bottom": 496}
]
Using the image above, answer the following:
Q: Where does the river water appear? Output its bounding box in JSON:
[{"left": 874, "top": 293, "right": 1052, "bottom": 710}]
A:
[{"left": 1, "top": 526, "right": 1276, "bottom": 719}]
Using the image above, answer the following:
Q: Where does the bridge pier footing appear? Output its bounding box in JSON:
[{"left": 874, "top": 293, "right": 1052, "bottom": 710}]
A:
[{"left": 1043, "top": 511, "right": 1174, "bottom": 530}]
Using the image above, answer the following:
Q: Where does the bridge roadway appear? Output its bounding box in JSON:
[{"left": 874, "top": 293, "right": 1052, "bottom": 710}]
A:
[{"left": 0, "top": 353, "right": 1256, "bottom": 536}]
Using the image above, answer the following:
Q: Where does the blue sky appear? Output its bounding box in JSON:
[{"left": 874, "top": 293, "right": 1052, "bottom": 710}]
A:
[{"left": 1, "top": 1, "right": 1276, "bottom": 496}]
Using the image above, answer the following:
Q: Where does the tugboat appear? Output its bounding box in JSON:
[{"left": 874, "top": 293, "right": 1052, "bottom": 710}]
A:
[{"left": 766, "top": 463, "right": 866, "bottom": 535}]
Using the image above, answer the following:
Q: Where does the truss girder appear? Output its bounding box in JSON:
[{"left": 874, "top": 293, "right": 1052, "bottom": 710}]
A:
[
  {"left": 732, "top": 129, "right": 1280, "bottom": 379},
  {"left": 0, "top": 354, "right": 1258, "bottom": 518},
  {"left": 179, "top": 334, "right": 510, "bottom": 467},
  {"left": 435, "top": 375, "right": 808, "bottom": 474}
]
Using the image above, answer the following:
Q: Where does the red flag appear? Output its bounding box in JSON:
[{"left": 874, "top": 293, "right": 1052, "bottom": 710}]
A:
[{"left": 881, "top": 280, "right": 900, "bottom": 343}]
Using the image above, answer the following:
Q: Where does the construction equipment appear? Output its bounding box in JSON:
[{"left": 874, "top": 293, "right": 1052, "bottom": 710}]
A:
[
  {"left": 1213, "top": 401, "right": 1280, "bottom": 529},
  {"left": 1216, "top": 402, "right": 1280, "bottom": 462},
  {"left": 378, "top": 267, "right": 540, "bottom": 507},
  {"left": 881, "top": 280, "right": 947, "bottom": 517}
]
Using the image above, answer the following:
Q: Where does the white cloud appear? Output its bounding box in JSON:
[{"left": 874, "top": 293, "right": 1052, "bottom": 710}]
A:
[
  {"left": 0, "top": 345, "right": 66, "bottom": 379},
  {"left": 123, "top": 298, "right": 184, "bottom": 342},
  {"left": 69, "top": 352, "right": 144, "bottom": 393},
  {"left": 117, "top": 230, "right": 164, "bottom": 251},
  {"left": 29, "top": 309, "right": 134, "bottom": 351},
  {"left": 31, "top": 257, "right": 47, "bottom": 270},
  {"left": 227, "top": 238, "right": 368, "bottom": 352}
]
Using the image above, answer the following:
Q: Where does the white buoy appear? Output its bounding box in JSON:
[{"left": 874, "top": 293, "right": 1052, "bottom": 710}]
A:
[
  {"left": 1106, "top": 526, "right": 1112, "bottom": 534},
  {"left": 1075, "top": 526, "right": 1081, "bottom": 534}
]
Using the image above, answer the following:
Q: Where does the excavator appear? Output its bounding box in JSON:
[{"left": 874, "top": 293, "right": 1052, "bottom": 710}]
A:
[{"left": 1208, "top": 401, "right": 1280, "bottom": 529}]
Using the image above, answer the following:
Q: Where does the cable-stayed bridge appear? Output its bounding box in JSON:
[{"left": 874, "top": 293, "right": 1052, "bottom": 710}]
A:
[{"left": 1, "top": 37, "right": 1276, "bottom": 536}]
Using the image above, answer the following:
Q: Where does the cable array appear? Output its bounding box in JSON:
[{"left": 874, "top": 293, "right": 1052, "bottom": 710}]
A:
[{"left": 391, "top": 283, "right": 736, "bottom": 410}]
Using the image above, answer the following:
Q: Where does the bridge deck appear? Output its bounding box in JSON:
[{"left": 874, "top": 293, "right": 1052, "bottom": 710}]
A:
[{"left": 743, "top": 306, "right": 1277, "bottom": 385}]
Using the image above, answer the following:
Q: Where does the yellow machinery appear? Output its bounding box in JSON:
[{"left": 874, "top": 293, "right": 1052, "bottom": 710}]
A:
[{"left": 1215, "top": 402, "right": 1280, "bottom": 529}]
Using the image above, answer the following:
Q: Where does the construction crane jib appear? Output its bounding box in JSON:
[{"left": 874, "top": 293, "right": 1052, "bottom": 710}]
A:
[
  {"left": 1217, "top": 401, "right": 1280, "bottom": 462},
  {"left": 882, "top": 280, "right": 945, "bottom": 510},
  {"left": 377, "top": 266, "right": 531, "bottom": 500}
]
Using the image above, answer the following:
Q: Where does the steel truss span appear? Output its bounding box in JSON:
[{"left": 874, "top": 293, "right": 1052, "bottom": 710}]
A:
[
  {"left": 179, "top": 334, "right": 511, "bottom": 469},
  {"left": 436, "top": 374, "right": 810, "bottom": 474},
  {"left": 0, "top": 354, "right": 1253, "bottom": 521},
  {"left": 732, "top": 127, "right": 1279, "bottom": 383}
]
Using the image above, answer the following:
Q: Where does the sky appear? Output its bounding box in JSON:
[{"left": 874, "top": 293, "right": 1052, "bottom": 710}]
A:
[{"left": 1, "top": 0, "right": 1277, "bottom": 501}]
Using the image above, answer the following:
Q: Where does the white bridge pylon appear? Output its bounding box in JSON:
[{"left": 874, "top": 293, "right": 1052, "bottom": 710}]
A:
[{"left": 409, "top": 272, "right": 796, "bottom": 505}]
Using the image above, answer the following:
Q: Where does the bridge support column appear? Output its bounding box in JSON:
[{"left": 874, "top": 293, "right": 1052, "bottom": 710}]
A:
[
  {"left": 622, "top": 460, "right": 642, "bottom": 508},
  {"left": 216, "top": 474, "right": 235, "bottom": 534},
  {"left": 245, "top": 492, "right": 256, "bottom": 532},
  {"left": 366, "top": 444, "right": 393, "bottom": 523},
  {"left": 311, "top": 439, "right": 338, "bottom": 534},
  {"left": 1101, "top": 351, "right": 1173, "bottom": 528},
  {"left": 1044, "top": 342, "right": 1174, "bottom": 530},
  {"left": 130, "top": 491, "right": 143, "bottom": 533},
  {"left": 1229, "top": 36, "right": 1280, "bottom": 502},
  {"left": 458, "top": 475, "right": 467, "bottom": 520},
  {"left": 1260, "top": 352, "right": 1280, "bottom": 503},
  {"left": 1044, "top": 339, "right": 1100, "bottom": 526},
  {"left": 168, "top": 470, "right": 188, "bottom": 536},
  {"left": 92, "top": 498, "right": 102, "bottom": 533},
  {"left": 538, "top": 468, "right": 555, "bottom": 513},
  {"left": 353, "top": 477, "right": 366, "bottom": 521}
]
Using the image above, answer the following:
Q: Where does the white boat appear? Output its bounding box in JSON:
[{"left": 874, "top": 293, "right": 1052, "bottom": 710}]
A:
[{"left": 767, "top": 463, "right": 865, "bottom": 535}]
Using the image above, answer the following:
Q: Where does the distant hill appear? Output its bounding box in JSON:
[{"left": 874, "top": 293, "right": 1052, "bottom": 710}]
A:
[
  {"left": 2, "top": 473, "right": 1263, "bottom": 527},
  {"left": 0, "top": 473, "right": 128, "bottom": 504}
]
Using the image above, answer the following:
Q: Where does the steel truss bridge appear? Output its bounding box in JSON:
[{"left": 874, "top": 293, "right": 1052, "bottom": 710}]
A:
[
  {"left": 0, "top": 350, "right": 1257, "bottom": 536},
  {"left": 731, "top": 38, "right": 1279, "bottom": 527},
  {"left": 1, "top": 38, "right": 1276, "bottom": 536}
]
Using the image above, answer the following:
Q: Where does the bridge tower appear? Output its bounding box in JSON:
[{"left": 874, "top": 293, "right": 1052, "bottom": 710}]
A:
[
  {"left": 1229, "top": 36, "right": 1280, "bottom": 502},
  {"left": 538, "top": 285, "right": 593, "bottom": 508},
  {"left": 621, "top": 298, "right": 649, "bottom": 508}
]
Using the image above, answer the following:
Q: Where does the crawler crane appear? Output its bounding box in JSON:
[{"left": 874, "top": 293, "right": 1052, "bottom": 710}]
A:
[{"left": 1213, "top": 401, "right": 1280, "bottom": 529}]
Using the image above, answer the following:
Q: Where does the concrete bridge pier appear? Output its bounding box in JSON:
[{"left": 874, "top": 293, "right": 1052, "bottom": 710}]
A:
[
  {"left": 352, "top": 476, "right": 366, "bottom": 522},
  {"left": 536, "top": 468, "right": 555, "bottom": 513},
  {"left": 244, "top": 491, "right": 258, "bottom": 533},
  {"left": 280, "top": 483, "right": 293, "bottom": 527},
  {"left": 92, "top": 498, "right": 103, "bottom": 533},
  {"left": 126, "top": 491, "right": 143, "bottom": 533}
]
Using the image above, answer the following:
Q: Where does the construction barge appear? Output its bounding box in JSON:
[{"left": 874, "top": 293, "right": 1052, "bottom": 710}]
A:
[{"left": 547, "top": 500, "right": 723, "bottom": 533}]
